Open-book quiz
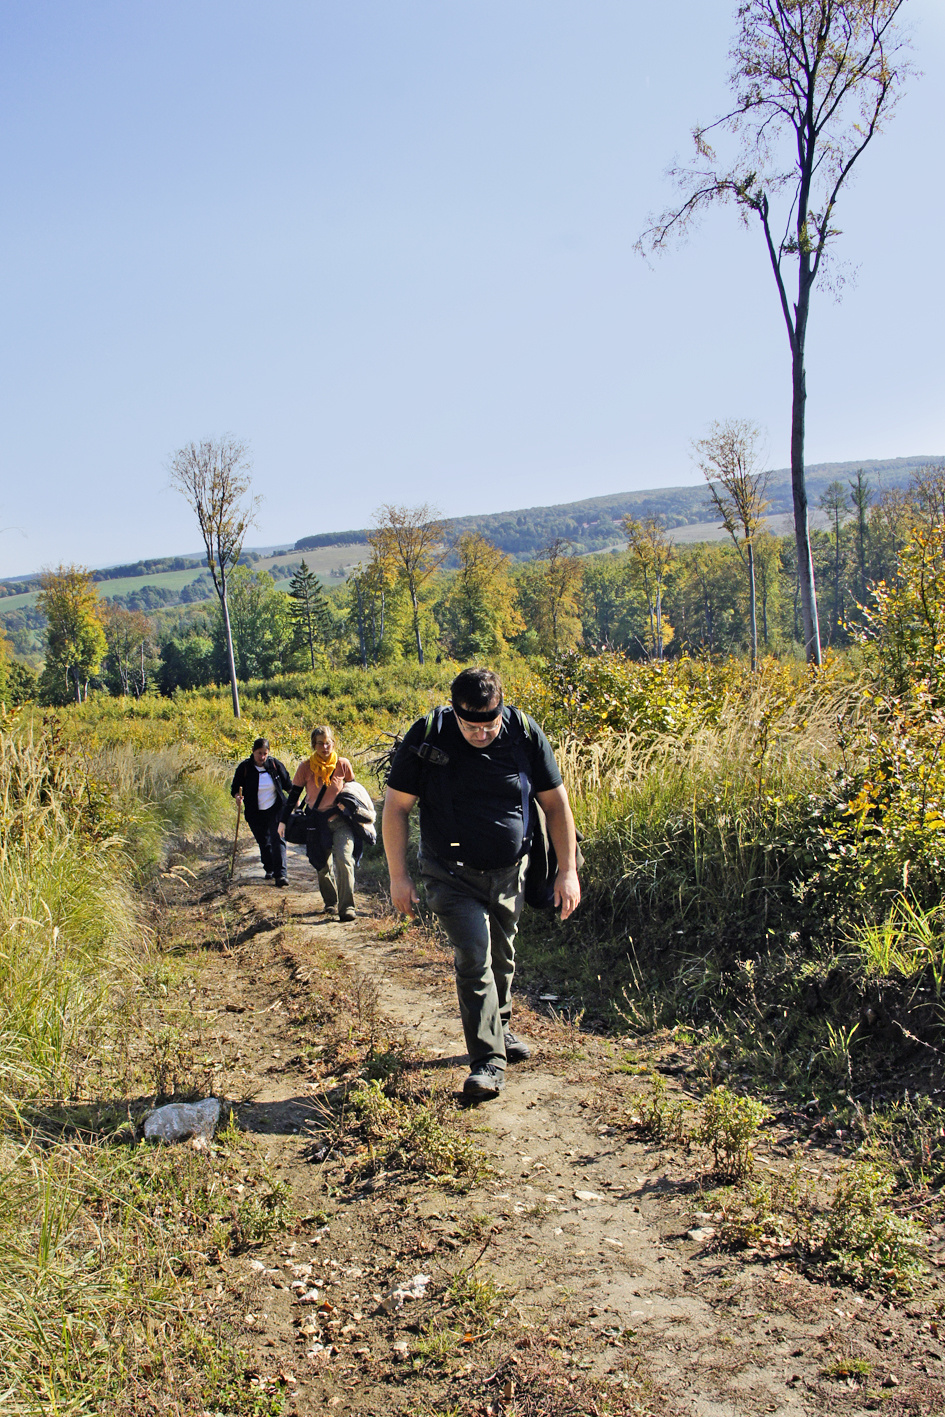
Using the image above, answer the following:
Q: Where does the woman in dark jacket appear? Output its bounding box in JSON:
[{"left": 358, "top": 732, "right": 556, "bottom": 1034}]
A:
[{"left": 231, "top": 737, "right": 292, "bottom": 885}]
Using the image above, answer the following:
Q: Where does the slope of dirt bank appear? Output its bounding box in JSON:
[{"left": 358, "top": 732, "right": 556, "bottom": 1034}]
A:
[{"left": 166, "top": 840, "right": 945, "bottom": 1417}]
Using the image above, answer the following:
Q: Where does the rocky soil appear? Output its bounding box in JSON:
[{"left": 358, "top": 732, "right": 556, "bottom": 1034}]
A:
[{"left": 160, "top": 838, "right": 945, "bottom": 1417}]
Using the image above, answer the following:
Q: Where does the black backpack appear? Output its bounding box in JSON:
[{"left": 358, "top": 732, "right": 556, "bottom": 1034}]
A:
[{"left": 410, "top": 705, "right": 581, "bottom": 910}]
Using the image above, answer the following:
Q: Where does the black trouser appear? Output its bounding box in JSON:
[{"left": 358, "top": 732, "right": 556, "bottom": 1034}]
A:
[{"left": 246, "top": 805, "right": 287, "bottom": 879}]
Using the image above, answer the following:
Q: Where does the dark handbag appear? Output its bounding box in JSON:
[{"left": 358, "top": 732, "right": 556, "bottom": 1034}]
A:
[{"left": 283, "top": 781, "right": 328, "bottom": 847}]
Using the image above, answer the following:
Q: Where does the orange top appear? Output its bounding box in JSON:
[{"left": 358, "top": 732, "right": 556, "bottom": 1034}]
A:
[{"left": 291, "top": 756, "right": 355, "bottom": 812}]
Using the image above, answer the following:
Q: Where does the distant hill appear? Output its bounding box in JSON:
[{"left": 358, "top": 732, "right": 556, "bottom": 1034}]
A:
[
  {"left": 292, "top": 455, "right": 942, "bottom": 562},
  {"left": 3, "top": 456, "right": 940, "bottom": 626}
]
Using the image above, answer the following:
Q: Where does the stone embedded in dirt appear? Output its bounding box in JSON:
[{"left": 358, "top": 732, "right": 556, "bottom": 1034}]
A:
[
  {"left": 143, "top": 1097, "right": 221, "bottom": 1145},
  {"left": 377, "top": 1273, "right": 432, "bottom": 1312},
  {"left": 687, "top": 1227, "right": 717, "bottom": 1243},
  {"left": 574, "top": 1190, "right": 605, "bottom": 1202}
]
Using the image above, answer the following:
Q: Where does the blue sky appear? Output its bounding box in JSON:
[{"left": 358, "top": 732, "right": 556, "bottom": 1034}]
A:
[{"left": 1, "top": 0, "right": 942, "bottom": 577}]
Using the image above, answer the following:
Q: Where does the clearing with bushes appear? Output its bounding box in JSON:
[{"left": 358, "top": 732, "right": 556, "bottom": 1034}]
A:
[{"left": 5, "top": 492, "right": 945, "bottom": 1411}]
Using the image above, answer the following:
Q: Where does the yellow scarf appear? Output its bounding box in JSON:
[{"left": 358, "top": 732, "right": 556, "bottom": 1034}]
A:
[{"left": 308, "top": 750, "right": 338, "bottom": 788}]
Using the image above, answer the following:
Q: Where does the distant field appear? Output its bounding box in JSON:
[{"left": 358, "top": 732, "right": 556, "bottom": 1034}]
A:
[
  {"left": 0, "top": 591, "right": 38, "bottom": 611},
  {"left": 255, "top": 547, "right": 364, "bottom": 579},
  {"left": 0, "top": 545, "right": 366, "bottom": 618},
  {"left": 668, "top": 510, "right": 832, "bottom": 545},
  {"left": 96, "top": 568, "right": 207, "bottom": 598}
]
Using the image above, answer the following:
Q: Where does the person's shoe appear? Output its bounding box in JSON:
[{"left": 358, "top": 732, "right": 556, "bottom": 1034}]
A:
[
  {"left": 462, "top": 1062, "right": 505, "bottom": 1097},
  {"left": 339, "top": 907, "right": 356, "bottom": 921},
  {"left": 503, "top": 1029, "right": 531, "bottom": 1062},
  {"left": 275, "top": 877, "right": 288, "bottom": 888},
  {"left": 264, "top": 870, "right": 274, "bottom": 880}
]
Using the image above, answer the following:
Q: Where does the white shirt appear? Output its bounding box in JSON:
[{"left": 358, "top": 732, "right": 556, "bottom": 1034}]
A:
[{"left": 256, "top": 764, "right": 277, "bottom": 811}]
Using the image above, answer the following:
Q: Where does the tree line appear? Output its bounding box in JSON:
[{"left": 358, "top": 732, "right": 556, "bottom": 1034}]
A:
[{"left": 15, "top": 459, "right": 944, "bottom": 711}]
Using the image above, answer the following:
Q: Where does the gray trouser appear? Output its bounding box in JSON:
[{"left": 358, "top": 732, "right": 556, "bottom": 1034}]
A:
[
  {"left": 317, "top": 817, "right": 357, "bottom": 914},
  {"left": 420, "top": 852, "right": 527, "bottom": 1071}
]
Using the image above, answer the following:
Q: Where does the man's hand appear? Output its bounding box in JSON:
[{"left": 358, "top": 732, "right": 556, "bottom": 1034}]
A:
[
  {"left": 277, "top": 821, "right": 285, "bottom": 838},
  {"left": 536, "top": 785, "right": 581, "bottom": 920},
  {"left": 553, "top": 867, "right": 581, "bottom": 920},
  {"left": 390, "top": 873, "right": 420, "bottom": 916},
  {"left": 235, "top": 791, "right": 243, "bottom": 805}
]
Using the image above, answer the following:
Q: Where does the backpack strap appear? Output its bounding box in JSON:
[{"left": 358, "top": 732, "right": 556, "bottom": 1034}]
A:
[
  {"left": 507, "top": 707, "right": 536, "bottom": 844},
  {"left": 409, "top": 707, "right": 450, "bottom": 765},
  {"left": 410, "top": 707, "right": 462, "bottom": 855}
]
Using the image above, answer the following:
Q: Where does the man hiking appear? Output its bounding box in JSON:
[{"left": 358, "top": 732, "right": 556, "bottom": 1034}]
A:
[
  {"left": 231, "top": 737, "right": 292, "bottom": 887},
  {"left": 383, "top": 666, "right": 580, "bottom": 1098}
]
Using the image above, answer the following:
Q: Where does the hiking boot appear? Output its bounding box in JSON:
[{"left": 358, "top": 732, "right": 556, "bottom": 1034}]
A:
[
  {"left": 275, "top": 876, "right": 288, "bottom": 888},
  {"left": 264, "top": 870, "right": 274, "bottom": 880},
  {"left": 503, "top": 1029, "right": 531, "bottom": 1062},
  {"left": 339, "top": 907, "right": 356, "bottom": 921},
  {"left": 462, "top": 1062, "right": 505, "bottom": 1097}
]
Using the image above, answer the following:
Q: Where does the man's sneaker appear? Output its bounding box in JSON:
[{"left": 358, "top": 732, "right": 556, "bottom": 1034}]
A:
[
  {"left": 275, "top": 876, "right": 288, "bottom": 888},
  {"left": 503, "top": 1029, "right": 531, "bottom": 1062},
  {"left": 463, "top": 1062, "right": 505, "bottom": 1097},
  {"left": 264, "top": 871, "right": 274, "bottom": 880}
]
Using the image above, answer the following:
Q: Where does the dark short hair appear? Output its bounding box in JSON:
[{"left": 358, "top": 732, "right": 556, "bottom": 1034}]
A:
[
  {"left": 252, "top": 737, "right": 269, "bottom": 752},
  {"left": 451, "top": 667, "right": 503, "bottom": 711}
]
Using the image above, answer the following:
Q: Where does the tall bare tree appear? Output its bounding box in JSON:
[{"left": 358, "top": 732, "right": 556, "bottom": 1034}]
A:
[
  {"left": 169, "top": 436, "right": 258, "bottom": 718},
  {"left": 621, "top": 516, "right": 675, "bottom": 660},
  {"left": 368, "top": 504, "right": 447, "bottom": 665},
  {"left": 640, "top": 0, "right": 911, "bottom": 666},
  {"left": 693, "top": 419, "right": 770, "bottom": 671}
]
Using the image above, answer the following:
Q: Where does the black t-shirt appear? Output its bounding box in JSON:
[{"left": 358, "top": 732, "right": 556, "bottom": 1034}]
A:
[{"left": 387, "top": 706, "right": 563, "bottom": 870}]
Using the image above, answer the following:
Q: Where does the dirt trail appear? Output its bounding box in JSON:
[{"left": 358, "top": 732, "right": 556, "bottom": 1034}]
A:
[{"left": 182, "top": 840, "right": 944, "bottom": 1417}]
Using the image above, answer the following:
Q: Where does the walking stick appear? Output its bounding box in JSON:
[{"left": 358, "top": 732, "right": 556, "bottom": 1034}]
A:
[{"left": 229, "top": 798, "right": 242, "bottom": 880}]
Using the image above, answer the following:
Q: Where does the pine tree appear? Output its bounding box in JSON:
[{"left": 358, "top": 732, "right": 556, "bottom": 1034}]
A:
[{"left": 289, "top": 561, "right": 331, "bottom": 670}]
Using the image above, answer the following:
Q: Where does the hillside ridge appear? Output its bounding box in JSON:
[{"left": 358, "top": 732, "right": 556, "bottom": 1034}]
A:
[{"left": 3, "top": 455, "right": 940, "bottom": 597}]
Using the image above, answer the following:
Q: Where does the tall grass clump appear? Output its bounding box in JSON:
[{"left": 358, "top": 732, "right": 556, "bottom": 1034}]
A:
[
  {"left": 0, "top": 725, "right": 138, "bottom": 1113},
  {"left": 516, "top": 659, "right": 901, "bottom": 1069},
  {"left": 91, "top": 743, "right": 230, "bottom": 876},
  {"left": 559, "top": 665, "right": 863, "bottom": 955},
  {"left": 0, "top": 722, "right": 267, "bottom": 1413}
]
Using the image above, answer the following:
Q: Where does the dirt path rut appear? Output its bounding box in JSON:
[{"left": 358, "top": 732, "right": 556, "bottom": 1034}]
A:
[{"left": 185, "top": 843, "right": 944, "bottom": 1417}]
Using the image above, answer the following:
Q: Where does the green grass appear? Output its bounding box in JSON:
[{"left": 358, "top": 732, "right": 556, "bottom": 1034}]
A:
[{"left": 0, "top": 721, "right": 277, "bottom": 1413}]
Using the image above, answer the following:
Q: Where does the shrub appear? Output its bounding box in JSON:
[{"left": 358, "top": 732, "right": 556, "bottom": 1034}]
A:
[{"left": 697, "top": 1086, "right": 768, "bottom": 1179}]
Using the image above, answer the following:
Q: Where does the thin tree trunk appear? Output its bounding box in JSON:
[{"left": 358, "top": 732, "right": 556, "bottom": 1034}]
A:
[
  {"left": 747, "top": 542, "right": 758, "bottom": 673},
  {"left": 355, "top": 581, "right": 367, "bottom": 668},
  {"left": 790, "top": 338, "right": 821, "bottom": 666},
  {"left": 761, "top": 575, "right": 769, "bottom": 646},
  {"left": 785, "top": 224, "right": 822, "bottom": 666},
  {"left": 655, "top": 584, "right": 663, "bottom": 662},
  {"left": 220, "top": 591, "right": 241, "bottom": 718},
  {"left": 833, "top": 514, "right": 842, "bottom": 636}
]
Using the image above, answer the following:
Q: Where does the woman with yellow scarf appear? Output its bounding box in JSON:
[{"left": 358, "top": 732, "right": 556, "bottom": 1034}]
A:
[{"left": 279, "top": 725, "right": 358, "bottom": 918}]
